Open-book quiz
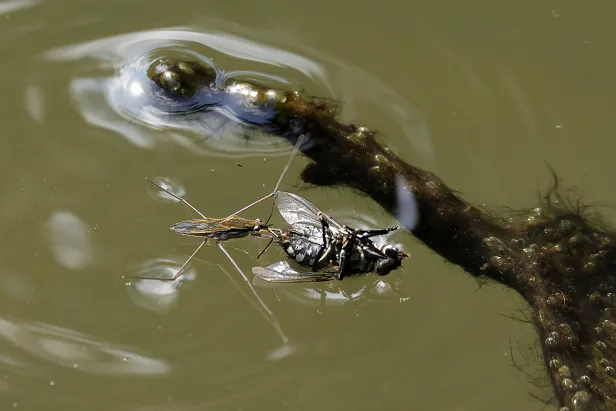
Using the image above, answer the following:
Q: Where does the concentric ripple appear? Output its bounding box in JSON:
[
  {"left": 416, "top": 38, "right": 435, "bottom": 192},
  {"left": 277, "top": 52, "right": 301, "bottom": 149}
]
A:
[{"left": 42, "top": 27, "right": 432, "bottom": 161}]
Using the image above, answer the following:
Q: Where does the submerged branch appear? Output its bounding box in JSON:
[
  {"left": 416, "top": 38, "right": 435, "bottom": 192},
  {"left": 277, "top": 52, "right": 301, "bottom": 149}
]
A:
[{"left": 149, "top": 59, "right": 616, "bottom": 410}]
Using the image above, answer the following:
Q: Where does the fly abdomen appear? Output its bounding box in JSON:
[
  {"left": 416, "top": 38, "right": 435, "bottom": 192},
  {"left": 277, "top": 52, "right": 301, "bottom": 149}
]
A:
[{"left": 282, "top": 233, "right": 323, "bottom": 268}]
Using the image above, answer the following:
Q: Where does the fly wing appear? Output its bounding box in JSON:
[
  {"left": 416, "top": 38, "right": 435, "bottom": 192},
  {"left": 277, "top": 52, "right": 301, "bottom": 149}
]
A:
[
  {"left": 274, "top": 192, "right": 344, "bottom": 232},
  {"left": 252, "top": 260, "right": 336, "bottom": 283}
]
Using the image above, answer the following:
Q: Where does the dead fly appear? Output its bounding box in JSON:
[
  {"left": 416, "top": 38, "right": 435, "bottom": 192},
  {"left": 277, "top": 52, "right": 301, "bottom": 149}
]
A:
[
  {"left": 252, "top": 177, "right": 419, "bottom": 283},
  {"left": 130, "top": 135, "right": 307, "bottom": 343}
]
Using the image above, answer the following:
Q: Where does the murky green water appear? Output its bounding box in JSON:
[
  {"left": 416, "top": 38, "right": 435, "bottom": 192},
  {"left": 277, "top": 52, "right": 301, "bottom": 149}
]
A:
[{"left": 2, "top": 0, "right": 615, "bottom": 409}]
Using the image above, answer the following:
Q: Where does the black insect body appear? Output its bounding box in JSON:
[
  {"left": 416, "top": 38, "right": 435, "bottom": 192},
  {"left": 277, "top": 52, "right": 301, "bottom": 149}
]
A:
[{"left": 253, "top": 191, "right": 410, "bottom": 283}]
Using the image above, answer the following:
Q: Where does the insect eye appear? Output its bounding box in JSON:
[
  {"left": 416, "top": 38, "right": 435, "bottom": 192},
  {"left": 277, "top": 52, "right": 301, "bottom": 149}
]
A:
[{"left": 382, "top": 245, "right": 397, "bottom": 256}]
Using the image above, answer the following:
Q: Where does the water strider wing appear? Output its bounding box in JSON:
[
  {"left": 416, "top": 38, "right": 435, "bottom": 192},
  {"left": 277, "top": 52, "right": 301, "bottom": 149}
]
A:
[
  {"left": 252, "top": 260, "right": 337, "bottom": 283},
  {"left": 274, "top": 191, "right": 344, "bottom": 233},
  {"left": 171, "top": 218, "right": 253, "bottom": 240},
  {"left": 171, "top": 219, "right": 221, "bottom": 236}
]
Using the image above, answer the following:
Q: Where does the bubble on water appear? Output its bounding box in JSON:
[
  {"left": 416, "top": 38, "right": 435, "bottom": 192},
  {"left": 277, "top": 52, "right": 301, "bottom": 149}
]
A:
[{"left": 373, "top": 280, "right": 392, "bottom": 296}]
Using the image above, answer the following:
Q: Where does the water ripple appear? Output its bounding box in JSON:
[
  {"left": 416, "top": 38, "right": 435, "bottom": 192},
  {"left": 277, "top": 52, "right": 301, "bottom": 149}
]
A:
[
  {"left": 0, "top": 317, "right": 170, "bottom": 376},
  {"left": 126, "top": 257, "right": 196, "bottom": 313},
  {"left": 42, "top": 26, "right": 432, "bottom": 163}
]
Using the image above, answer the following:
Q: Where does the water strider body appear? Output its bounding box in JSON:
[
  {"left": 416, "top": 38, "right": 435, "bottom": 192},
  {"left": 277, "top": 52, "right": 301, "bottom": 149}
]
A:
[{"left": 170, "top": 211, "right": 272, "bottom": 242}]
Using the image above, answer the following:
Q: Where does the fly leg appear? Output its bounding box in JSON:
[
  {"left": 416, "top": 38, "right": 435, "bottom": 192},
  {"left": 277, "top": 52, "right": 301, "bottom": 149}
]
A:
[
  {"left": 337, "top": 230, "right": 358, "bottom": 280},
  {"left": 356, "top": 226, "right": 399, "bottom": 239},
  {"left": 312, "top": 214, "right": 333, "bottom": 272},
  {"left": 314, "top": 241, "right": 337, "bottom": 272},
  {"left": 359, "top": 239, "right": 388, "bottom": 260}
]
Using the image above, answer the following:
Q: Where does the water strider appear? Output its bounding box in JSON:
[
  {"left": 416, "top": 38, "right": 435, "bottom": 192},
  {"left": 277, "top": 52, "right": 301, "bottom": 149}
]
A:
[
  {"left": 252, "top": 176, "right": 418, "bottom": 283},
  {"left": 130, "top": 134, "right": 306, "bottom": 344}
]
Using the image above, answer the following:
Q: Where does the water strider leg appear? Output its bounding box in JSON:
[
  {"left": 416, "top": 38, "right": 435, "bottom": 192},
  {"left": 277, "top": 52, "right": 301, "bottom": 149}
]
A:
[
  {"left": 214, "top": 263, "right": 287, "bottom": 339},
  {"left": 127, "top": 239, "right": 207, "bottom": 281},
  {"left": 221, "top": 134, "right": 307, "bottom": 221},
  {"left": 216, "top": 242, "right": 289, "bottom": 344},
  {"left": 145, "top": 178, "right": 207, "bottom": 219}
]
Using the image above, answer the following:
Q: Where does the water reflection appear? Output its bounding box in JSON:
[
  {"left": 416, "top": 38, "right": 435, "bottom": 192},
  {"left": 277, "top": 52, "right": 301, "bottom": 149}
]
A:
[
  {"left": 126, "top": 257, "right": 195, "bottom": 313},
  {"left": 261, "top": 277, "right": 408, "bottom": 310},
  {"left": 46, "top": 211, "right": 93, "bottom": 270},
  {"left": 0, "top": 0, "right": 40, "bottom": 15},
  {"left": 0, "top": 317, "right": 169, "bottom": 376},
  {"left": 42, "top": 28, "right": 327, "bottom": 156},
  {"left": 24, "top": 84, "right": 44, "bottom": 124},
  {"left": 146, "top": 176, "right": 186, "bottom": 203},
  {"left": 42, "top": 27, "right": 432, "bottom": 163}
]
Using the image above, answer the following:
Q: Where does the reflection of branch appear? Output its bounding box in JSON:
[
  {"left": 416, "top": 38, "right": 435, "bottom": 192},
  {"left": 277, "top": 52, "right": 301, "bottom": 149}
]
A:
[
  {"left": 270, "top": 94, "right": 616, "bottom": 410},
  {"left": 152, "top": 62, "right": 616, "bottom": 410}
]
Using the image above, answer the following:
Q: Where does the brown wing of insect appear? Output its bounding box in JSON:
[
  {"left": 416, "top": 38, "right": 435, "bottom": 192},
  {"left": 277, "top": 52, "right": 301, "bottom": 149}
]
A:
[{"left": 171, "top": 217, "right": 262, "bottom": 238}]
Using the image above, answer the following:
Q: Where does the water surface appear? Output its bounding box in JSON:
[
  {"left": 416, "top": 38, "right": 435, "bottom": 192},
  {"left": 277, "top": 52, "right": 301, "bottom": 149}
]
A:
[{"left": 1, "top": 1, "right": 615, "bottom": 410}]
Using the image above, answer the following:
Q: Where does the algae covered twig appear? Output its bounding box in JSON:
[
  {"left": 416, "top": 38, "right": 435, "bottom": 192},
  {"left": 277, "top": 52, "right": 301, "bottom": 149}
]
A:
[{"left": 147, "top": 58, "right": 616, "bottom": 410}]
